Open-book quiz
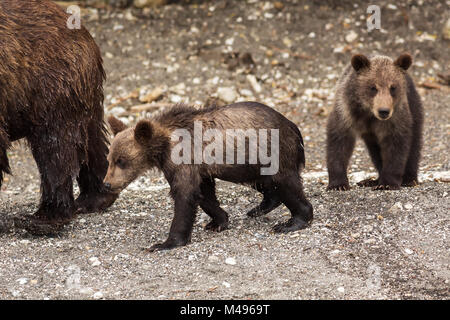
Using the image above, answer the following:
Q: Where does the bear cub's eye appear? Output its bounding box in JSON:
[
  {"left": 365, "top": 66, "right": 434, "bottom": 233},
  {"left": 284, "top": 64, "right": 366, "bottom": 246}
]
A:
[
  {"left": 369, "top": 86, "right": 378, "bottom": 95},
  {"left": 116, "top": 158, "right": 126, "bottom": 169},
  {"left": 389, "top": 85, "right": 397, "bottom": 96}
]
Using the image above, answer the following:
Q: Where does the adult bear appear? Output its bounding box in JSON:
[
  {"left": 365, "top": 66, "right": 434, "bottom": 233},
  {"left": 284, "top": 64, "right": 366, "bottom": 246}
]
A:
[{"left": 0, "top": 0, "right": 117, "bottom": 234}]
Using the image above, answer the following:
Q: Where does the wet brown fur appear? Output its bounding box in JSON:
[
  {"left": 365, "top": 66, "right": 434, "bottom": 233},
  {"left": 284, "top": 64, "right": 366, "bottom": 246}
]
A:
[
  {"left": 326, "top": 53, "right": 424, "bottom": 190},
  {"left": 105, "top": 102, "right": 313, "bottom": 251},
  {"left": 0, "top": 0, "right": 117, "bottom": 233}
]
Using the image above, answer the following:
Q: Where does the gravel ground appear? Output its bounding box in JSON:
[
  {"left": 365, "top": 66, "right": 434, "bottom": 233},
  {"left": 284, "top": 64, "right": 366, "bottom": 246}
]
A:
[{"left": 0, "top": 0, "right": 449, "bottom": 299}]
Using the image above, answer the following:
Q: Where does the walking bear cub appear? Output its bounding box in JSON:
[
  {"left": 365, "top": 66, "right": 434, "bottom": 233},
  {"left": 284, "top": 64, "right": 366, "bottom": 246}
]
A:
[
  {"left": 326, "top": 53, "right": 424, "bottom": 191},
  {"left": 0, "top": 0, "right": 117, "bottom": 234},
  {"left": 105, "top": 102, "right": 313, "bottom": 251}
]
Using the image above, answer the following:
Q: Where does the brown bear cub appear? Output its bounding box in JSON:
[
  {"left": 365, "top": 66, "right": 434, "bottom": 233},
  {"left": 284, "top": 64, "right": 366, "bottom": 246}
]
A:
[
  {"left": 0, "top": 0, "right": 117, "bottom": 234},
  {"left": 326, "top": 53, "right": 423, "bottom": 191},
  {"left": 105, "top": 102, "right": 313, "bottom": 251}
]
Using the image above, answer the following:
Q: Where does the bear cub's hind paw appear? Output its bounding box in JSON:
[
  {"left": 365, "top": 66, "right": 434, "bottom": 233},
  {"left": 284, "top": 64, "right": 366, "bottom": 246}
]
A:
[
  {"left": 357, "top": 178, "right": 379, "bottom": 187},
  {"left": 146, "top": 238, "right": 189, "bottom": 252},
  {"left": 372, "top": 184, "right": 400, "bottom": 191},
  {"left": 273, "top": 217, "right": 310, "bottom": 233},
  {"left": 327, "top": 183, "right": 351, "bottom": 191},
  {"left": 204, "top": 220, "right": 228, "bottom": 232}
]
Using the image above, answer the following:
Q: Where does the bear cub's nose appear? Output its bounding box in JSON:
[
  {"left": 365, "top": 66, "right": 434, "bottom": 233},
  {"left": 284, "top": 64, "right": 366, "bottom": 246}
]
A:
[
  {"left": 104, "top": 182, "right": 111, "bottom": 190},
  {"left": 378, "top": 109, "right": 391, "bottom": 119}
]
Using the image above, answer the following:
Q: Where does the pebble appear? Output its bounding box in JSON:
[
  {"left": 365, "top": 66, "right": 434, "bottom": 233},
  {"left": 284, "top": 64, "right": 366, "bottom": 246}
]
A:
[
  {"left": 388, "top": 202, "right": 403, "bottom": 213},
  {"left": 93, "top": 291, "right": 104, "bottom": 299},
  {"left": 109, "top": 106, "right": 126, "bottom": 115},
  {"left": 169, "top": 94, "right": 183, "bottom": 104},
  {"left": 404, "top": 203, "right": 413, "bottom": 210},
  {"left": 89, "top": 257, "right": 101, "bottom": 267},
  {"left": 225, "top": 38, "right": 234, "bottom": 46},
  {"left": 208, "top": 255, "right": 220, "bottom": 263},
  {"left": 217, "top": 87, "right": 237, "bottom": 103},
  {"left": 79, "top": 287, "right": 94, "bottom": 295},
  {"left": 246, "top": 75, "right": 262, "bottom": 93},
  {"left": 345, "top": 31, "right": 358, "bottom": 43},
  {"left": 337, "top": 287, "right": 345, "bottom": 294},
  {"left": 225, "top": 257, "right": 237, "bottom": 265},
  {"left": 222, "top": 281, "right": 231, "bottom": 288},
  {"left": 170, "top": 83, "right": 186, "bottom": 95},
  {"left": 404, "top": 248, "right": 414, "bottom": 255}
]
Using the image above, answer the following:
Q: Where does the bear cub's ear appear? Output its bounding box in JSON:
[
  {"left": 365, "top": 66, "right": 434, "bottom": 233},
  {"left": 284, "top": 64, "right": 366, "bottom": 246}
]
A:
[
  {"left": 394, "top": 53, "right": 412, "bottom": 71},
  {"left": 134, "top": 120, "right": 153, "bottom": 145},
  {"left": 108, "top": 116, "right": 128, "bottom": 136},
  {"left": 351, "top": 54, "right": 371, "bottom": 72}
]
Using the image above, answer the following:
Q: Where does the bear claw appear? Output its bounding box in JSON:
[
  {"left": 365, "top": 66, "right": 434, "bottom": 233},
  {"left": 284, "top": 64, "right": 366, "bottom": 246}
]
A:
[
  {"left": 327, "top": 184, "right": 351, "bottom": 191},
  {"left": 273, "top": 218, "right": 310, "bottom": 233},
  {"left": 357, "top": 178, "right": 379, "bottom": 187},
  {"left": 204, "top": 220, "right": 228, "bottom": 232}
]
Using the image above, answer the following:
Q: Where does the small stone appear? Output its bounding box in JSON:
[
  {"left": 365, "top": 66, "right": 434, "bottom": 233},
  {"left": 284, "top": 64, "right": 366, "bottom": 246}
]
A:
[
  {"left": 112, "top": 24, "right": 124, "bottom": 32},
  {"left": 17, "top": 278, "right": 28, "bottom": 285},
  {"left": 169, "top": 94, "right": 182, "bottom": 104},
  {"left": 89, "top": 257, "right": 101, "bottom": 267},
  {"left": 170, "top": 83, "right": 186, "bottom": 95},
  {"left": 208, "top": 255, "right": 220, "bottom": 263},
  {"left": 217, "top": 87, "right": 237, "bottom": 103},
  {"left": 345, "top": 30, "right": 358, "bottom": 43},
  {"left": 282, "top": 37, "right": 292, "bottom": 47},
  {"left": 222, "top": 281, "right": 231, "bottom": 288},
  {"left": 246, "top": 74, "right": 262, "bottom": 93},
  {"left": 404, "top": 203, "right": 413, "bottom": 210},
  {"left": 225, "top": 257, "right": 237, "bottom": 265},
  {"left": 225, "top": 38, "right": 234, "bottom": 46},
  {"left": 388, "top": 202, "right": 403, "bottom": 213},
  {"left": 239, "top": 89, "right": 253, "bottom": 97},
  {"left": 79, "top": 287, "right": 94, "bottom": 295},
  {"left": 93, "top": 291, "right": 104, "bottom": 299},
  {"left": 109, "top": 106, "right": 126, "bottom": 115},
  {"left": 337, "top": 287, "right": 345, "bottom": 294},
  {"left": 404, "top": 248, "right": 413, "bottom": 255}
]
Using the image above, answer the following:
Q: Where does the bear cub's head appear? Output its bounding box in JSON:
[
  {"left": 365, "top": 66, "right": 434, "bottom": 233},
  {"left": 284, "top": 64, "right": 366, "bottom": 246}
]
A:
[
  {"left": 350, "top": 53, "right": 412, "bottom": 121},
  {"left": 103, "top": 116, "right": 168, "bottom": 194}
]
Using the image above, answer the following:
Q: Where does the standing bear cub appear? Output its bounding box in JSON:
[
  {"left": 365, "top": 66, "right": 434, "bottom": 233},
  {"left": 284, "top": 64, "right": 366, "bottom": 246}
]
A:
[
  {"left": 327, "top": 53, "right": 424, "bottom": 190},
  {"left": 105, "top": 102, "right": 313, "bottom": 251}
]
